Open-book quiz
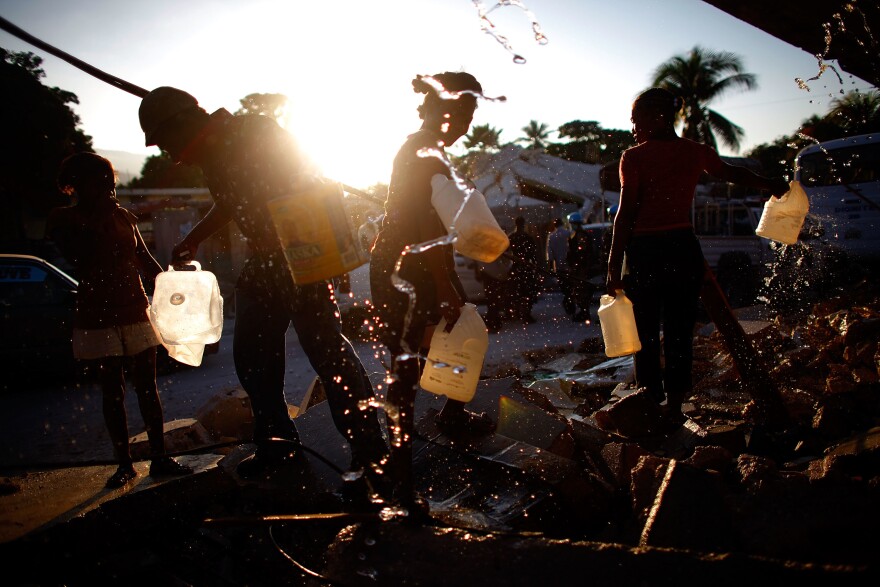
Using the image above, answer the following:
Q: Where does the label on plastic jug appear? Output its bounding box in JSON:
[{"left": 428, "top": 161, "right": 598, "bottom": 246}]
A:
[{"left": 268, "top": 180, "right": 367, "bottom": 284}]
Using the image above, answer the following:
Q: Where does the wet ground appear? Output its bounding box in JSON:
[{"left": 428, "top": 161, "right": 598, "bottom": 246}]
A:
[{"left": 1, "top": 281, "right": 879, "bottom": 585}]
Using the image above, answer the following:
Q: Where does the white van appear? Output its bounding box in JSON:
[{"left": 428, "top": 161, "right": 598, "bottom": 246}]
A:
[{"left": 794, "top": 133, "right": 880, "bottom": 261}]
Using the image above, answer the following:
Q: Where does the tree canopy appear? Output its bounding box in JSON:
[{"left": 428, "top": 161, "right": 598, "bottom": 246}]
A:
[
  {"left": 1, "top": 48, "right": 93, "bottom": 252},
  {"left": 746, "top": 90, "right": 879, "bottom": 179},
  {"left": 517, "top": 120, "right": 552, "bottom": 150},
  {"left": 549, "top": 121, "right": 634, "bottom": 165},
  {"left": 650, "top": 46, "right": 756, "bottom": 152},
  {"left": 235, "top": 93, "right": 289, "bottom": 120}
]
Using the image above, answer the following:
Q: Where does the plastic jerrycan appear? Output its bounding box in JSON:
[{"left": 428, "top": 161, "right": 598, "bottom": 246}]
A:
[
  {"left": 430, "top": 174, "right": 510, "bottom": 263},
  {"left": 597, "top": 291, "right": 642, "bottom": 358},
  {"left": 420, "top": 303, "right": 489, "bottom": 403},
  {"left": 267, "top": 176, "right": 369, "bottom": 285},
  {"left": 755, "top": 180, "right": 810, "bottom": 245},
  {"left": 150, "top": 261, "right": 223, "bottom": 346}
]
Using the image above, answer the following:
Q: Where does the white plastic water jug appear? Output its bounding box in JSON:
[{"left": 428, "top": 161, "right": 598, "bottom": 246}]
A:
[
  {"left": 147, "top": 314, "right": 207, "bottom": 367},
  {"left": 598, "top": 291, "right": 641, "bottom": 358},
  {"left": 150, "top": 261, "right": 223, "bottom": 346},
  {"left": 430, "top": 174, "right": 510, "bottom": 263},
  {"left": 420, "top": 303, "right": 489, "bottom": 403},
  {"left": 755, "top": 180, "right": 810, "bottom": 245}
]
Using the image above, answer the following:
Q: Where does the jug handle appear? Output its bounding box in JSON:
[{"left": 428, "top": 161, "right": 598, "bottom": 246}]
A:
[{"left": 168, "top": 260, "right": 201, "bottom": 272}]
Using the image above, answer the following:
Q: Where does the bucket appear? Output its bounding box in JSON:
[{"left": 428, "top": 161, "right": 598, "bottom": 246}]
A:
[
  {"left": 420, "top": 303, "right": 489, "bottom": 403},
  {"left": 430, "top": 174, "right": 509, "bottom": 263},
  {"left": 268, "top": 178, "right": 368, "bottom": 285},
  {"left": 598, "top": 291, "right": 641, "bottom": 358},
  {"left": 755, "top": 180, "right": 810, "bottom": 245},
  {"left": 150, "top": 261, "right": 223, "bottom": 346}
]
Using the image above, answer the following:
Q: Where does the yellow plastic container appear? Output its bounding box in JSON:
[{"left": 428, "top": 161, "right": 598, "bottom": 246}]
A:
[
  {"left": 598, "top": 291, "right": 641, "bottom": 358},
  {"left": 420, "top": 303, "right": 489, "bottom": 403},
  {"left": 755, "top": 180, "right": 810, "bottom": 245},
  {"left": 267, "top": 178, "right": 368, "bottom": 284},
  {"left": 430, "top": 174, "right": 510, "bottom": 263}
]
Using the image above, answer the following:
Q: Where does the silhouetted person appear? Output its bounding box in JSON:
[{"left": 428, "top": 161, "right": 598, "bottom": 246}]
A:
[
  {"left": 566, "top": 212, "right": 595, "bottom": 323},
  {"left": 546, "top": 217, "right": 573, "bottom": 314},
  {"left": 47, "top": 153, "right": 192, "bottom": 488},
  {"left": 138, "top": 87, "right": 387, "bottom": 487},
  {"left": 607, "top": 87, "right": 788, "bottom": 425},
  {"left": 370, "top": 71, "right": 496, "bottom": 512},
  {"left": 477, "top": 255, "right": 512, "bottom": 333},
  {"left": 507, "top": 216, "right": 540, "bottom": 324}
]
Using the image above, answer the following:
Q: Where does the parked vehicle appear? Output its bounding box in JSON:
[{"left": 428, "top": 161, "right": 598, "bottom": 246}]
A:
[
  {"left": 692, "top": 197, "right": 771, "bottom": 271},
  {"left": 794, "top": 133, "right": 880, "bottom": 263},
  {"left": 0, "top": 254, "right": 79, "bottom": 387}
]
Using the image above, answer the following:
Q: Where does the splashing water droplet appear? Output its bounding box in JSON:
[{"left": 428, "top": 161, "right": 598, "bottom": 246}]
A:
[{"left": 471, "top": 0, "right": 548, "bottom": 63}]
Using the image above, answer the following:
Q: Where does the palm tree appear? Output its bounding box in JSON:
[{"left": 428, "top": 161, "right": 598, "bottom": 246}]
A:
[
  {"left": 464, "top": 124, "right": 503, "bottom": 151},
  {"left": 650, "top": 46, "right": 757, "bottom": 152},
  {"left": 518, "top": 120, "right": 552, "bottom": 150},
  {"left": 825, "top": 90, "right": 880, "bottom": 135}
]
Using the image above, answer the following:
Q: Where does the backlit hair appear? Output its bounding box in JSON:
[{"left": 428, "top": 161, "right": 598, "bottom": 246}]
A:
[
  {"left": 57, "top": 152, "right": 117, "bottom": 196},
  {"left": 413, "top": 71, "right": 483, "bottom": 119},
  {"left": 633, "top": 87, "right": 684, "bottom": 118}
]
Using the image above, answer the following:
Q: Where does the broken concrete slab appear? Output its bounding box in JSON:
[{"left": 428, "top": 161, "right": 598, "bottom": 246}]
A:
[
  {"left": 639, "top": 459, "right": 736, "bottom": 552},
  {"left": 521, "top": 379, "right": 579, "bottom": 410},
  {"left": 194, "top": 387, "right": 253, "bottom": 441},
  {"left": 320, "top": 522, "right": 871, "bottom": 587},
  {"left": 593, "top": 388, "right": 665, "bottom": 438},
  {"left": 600, "top": 442, "right": 652, "bottom": 490},
  {"left": 130, "top": 418, "right": 213, "bottom": 459},
  {"left": 496, "top": 395, "right": 569, "bottom": 451}
]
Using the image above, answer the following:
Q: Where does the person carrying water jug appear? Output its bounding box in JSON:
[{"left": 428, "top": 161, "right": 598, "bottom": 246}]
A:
[
  {"left": 137, "top": 87, "right": 388, "bottom": 489},
  {"left": 47, "top": 153, "right": 193, "bottom": 488},
  {"left": 370, "top": 71, "right": 497, "bottom": 513},
  {"left": 606, "top": 87, "right": 789, "bottom": 428}
]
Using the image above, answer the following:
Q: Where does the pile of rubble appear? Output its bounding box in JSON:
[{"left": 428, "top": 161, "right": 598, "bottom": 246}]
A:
[
  {"left": 340, "top": 277, "right": 880, "bottom": 582},
  {"left": 4, "top": 281, "right": 879, "bottom": 586}
]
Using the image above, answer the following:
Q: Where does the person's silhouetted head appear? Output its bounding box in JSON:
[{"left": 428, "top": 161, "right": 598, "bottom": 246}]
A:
[
  {"left": 57, "top": 152, "right": 117, "bottom": 207},
  {"left": 552, "top": 218, "right": 563, "bottom": 229},
  {"left": 631, "top": 87, "right": 682, "bottom": 143},
  {"left": 139, "top": 87, "right": 210, "bottom": 164},
  {"left": 413, "top": 71, "right": 483, "bottom": 146},
  {"left": 515, "top": 216, "right": 526, "bottom": 231}
]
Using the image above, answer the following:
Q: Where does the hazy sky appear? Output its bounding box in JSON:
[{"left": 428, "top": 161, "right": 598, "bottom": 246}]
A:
[{"left": 1, "top": 0, "right": 874, "bottom": 187}]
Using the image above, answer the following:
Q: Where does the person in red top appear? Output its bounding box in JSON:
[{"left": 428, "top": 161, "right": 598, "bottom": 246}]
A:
[
  {"left": 606, "top": 88, "right": 788, "bottom": 425},
  {"left": 47, "top": 153, "right": 192, "bottom": 488}
]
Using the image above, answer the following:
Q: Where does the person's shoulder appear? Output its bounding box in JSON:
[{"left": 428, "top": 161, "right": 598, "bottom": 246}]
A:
[
  {"left": 679, "top": 137, "right": 716, "bottom": 154},
  {"left": 116, "top": 206, "right": 139, "bottom": 224},
  {"left": 404, "top": 129, "right": 444, "bottom": 152},
  {"left": 396, "top": 131, "right": 449, "bottom": 174}
]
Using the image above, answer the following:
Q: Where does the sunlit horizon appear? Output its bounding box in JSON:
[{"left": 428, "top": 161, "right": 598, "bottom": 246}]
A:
[{"left": 1, "top": 0, "right": 875, "bottom": 188}]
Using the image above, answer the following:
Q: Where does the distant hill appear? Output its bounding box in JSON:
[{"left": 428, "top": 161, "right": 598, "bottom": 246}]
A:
[{"left": 96, "top": 149, "right": 150, "bottom": 186}]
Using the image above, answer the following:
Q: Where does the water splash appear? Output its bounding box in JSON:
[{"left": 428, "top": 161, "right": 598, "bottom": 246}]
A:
[
  {"left": 417, "top": 74, "right": 507, "bottom": 104},
  {"left": 472, "top": 0, "right": 548, "bottom": 63},
  {"left": 794, "top": 2, "right": 876, "bottom": 92}
]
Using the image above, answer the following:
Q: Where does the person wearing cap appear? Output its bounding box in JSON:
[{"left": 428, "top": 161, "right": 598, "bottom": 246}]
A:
[
  {"left": 607, "top": 87, "right": 789, "bottom": 427},
  {"left": 138, "top": 87, "right": 388, "bottom": 490}
]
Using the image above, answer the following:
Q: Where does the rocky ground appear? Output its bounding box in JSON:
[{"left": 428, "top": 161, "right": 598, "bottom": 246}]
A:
[{"left": 2, "top": 265, "right": 879, "bottom": 586}]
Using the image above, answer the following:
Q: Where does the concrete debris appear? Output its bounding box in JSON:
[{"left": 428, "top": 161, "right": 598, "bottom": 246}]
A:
[
  {"left": 129, "top": 418, "right": 212, "bottom": 460},
  {"left": 4, "top": 280, "right": 880, "bottom": 584}
]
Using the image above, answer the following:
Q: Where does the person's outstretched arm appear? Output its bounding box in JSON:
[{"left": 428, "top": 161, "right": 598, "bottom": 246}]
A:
[
  {"left": 705, "top": 151, "right": 789, "bottom": 197},
  {"left": 171, "top": 203, "right": 233, "bottom": 264}
]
